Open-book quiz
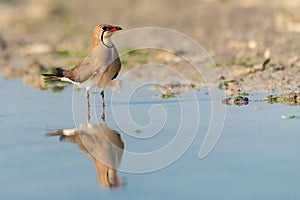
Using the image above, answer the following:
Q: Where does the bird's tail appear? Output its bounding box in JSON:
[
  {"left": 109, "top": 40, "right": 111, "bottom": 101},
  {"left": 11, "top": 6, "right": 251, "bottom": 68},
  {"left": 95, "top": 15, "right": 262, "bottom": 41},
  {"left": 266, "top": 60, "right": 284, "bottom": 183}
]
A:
[
  {"left": 45, "top": 130, "right": 64, "bottom": 137},
  {"left": 46, "top": 129, "right": 77, "bottom": 142},
  {"left": 42, "top": 68, "right": 64, "bottom": 79}
]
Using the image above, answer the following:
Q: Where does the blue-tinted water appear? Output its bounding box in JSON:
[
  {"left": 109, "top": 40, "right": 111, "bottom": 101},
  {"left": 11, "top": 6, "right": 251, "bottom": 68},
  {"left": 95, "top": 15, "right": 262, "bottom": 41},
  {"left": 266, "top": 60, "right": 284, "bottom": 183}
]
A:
[{"left": 1, "top": 77, "right": 300, "bottom": 199}]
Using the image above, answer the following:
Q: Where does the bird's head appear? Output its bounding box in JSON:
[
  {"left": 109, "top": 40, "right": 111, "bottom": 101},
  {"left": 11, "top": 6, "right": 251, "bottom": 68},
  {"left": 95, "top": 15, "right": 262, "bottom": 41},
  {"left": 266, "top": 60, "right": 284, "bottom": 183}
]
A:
[
  {"left": 91, "top": 24, "right": 122, "bottom": 49},
  {"left": 96, "top": 164, "right": 122, "bottom": 188},
  {"left": 100, "top": 24, "right": 122, "bottom": 36}
]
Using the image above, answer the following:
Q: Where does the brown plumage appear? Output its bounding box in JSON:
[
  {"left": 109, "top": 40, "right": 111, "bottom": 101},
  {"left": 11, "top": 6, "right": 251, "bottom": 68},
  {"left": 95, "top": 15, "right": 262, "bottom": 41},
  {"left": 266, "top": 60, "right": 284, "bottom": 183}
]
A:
[
  {"left": 42, "top": 24, "right": 122, "bottom": 120},
  {"left": 46, "top": 123, "right": 124, "bottom": 188}
]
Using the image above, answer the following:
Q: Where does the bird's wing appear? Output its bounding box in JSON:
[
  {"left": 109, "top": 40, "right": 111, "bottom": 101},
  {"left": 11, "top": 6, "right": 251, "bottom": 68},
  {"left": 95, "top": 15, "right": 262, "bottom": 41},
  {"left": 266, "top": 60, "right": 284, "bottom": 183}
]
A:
[{"left": 75, "top": 45, "right": 109, "bottom": 83}]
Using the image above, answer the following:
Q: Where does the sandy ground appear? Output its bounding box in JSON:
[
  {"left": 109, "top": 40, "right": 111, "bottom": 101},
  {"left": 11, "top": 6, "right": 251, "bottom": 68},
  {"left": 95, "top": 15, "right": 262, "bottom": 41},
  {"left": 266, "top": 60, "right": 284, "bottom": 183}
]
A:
[{"left": 0, "top": 0, "right": 299, "bottom": 93}]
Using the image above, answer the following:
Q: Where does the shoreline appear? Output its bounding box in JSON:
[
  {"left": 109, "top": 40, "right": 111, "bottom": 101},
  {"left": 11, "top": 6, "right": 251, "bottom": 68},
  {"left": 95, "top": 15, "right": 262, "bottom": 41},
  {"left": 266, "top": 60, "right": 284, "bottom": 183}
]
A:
[{"left": 0, "top": 0, "right": 299, "bottom": 93}]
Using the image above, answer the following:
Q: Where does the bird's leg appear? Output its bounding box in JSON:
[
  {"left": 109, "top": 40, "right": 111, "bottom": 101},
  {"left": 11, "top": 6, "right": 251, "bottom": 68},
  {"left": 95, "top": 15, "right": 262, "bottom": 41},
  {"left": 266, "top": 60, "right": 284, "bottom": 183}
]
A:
[
  {"left": 86, "top": 89, "right": 91, "bottom": 123},
  {"left": 101, "top": 90, "right": 105, "bottom": 121}
]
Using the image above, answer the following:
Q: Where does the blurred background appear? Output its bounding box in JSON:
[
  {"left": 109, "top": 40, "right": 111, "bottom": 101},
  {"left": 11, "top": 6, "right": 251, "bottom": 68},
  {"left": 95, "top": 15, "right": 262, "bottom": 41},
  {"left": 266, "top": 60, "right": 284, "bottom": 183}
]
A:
[
  {"left": 1, "top": 1, "right": 300, "bottom": 198},
  {"left": 0, "top": 0, "right": 299, "bottom": 91}
]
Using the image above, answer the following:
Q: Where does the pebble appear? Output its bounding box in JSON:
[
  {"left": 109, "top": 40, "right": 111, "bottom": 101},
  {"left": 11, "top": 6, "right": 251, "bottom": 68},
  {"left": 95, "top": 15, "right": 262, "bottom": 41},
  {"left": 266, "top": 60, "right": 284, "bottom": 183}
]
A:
[
  {"left": 264, "top": 49, "right": 271, "bottom": 59},
  {"left": 221, "top": 96, "right": 249, "bottom": 106},
  {"left": 248, "top": 40, "right": 257, "bottom": 49}
]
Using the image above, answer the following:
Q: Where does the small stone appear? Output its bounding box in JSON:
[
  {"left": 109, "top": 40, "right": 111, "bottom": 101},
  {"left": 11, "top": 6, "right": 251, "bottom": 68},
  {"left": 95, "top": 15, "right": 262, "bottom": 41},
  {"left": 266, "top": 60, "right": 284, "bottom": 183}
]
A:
[
  {"left": 264, "top": 49, "right": 271, "bottom": 59},
  {"left": 221, "top": 96, "right": 249, "bottom": 106},
  {"left": 227, "top": 88, "right": 234, "bottom": 96},
  {"left": 226, "top": 88, "right": 241, "bottom": 96},
  {"left": 281, "top": 115, "right": 287, "bottom": 119},
  {"left": 248, "top": 40, "right": 257, "bottom": 49}
]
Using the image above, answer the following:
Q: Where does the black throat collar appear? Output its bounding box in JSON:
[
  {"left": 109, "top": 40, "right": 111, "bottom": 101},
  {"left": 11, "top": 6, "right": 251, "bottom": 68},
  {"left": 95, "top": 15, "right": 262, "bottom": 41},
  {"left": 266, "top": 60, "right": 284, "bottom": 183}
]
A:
[{"left": 101, "top": 31, "right": 114, "bottom": 48}]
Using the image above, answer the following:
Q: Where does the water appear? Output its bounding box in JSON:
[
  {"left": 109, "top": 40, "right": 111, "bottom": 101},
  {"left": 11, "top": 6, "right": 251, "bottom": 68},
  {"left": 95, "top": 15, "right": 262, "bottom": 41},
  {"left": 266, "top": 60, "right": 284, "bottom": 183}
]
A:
[{"left": 1, "top": 77, "right": 300, "bottom": 199}]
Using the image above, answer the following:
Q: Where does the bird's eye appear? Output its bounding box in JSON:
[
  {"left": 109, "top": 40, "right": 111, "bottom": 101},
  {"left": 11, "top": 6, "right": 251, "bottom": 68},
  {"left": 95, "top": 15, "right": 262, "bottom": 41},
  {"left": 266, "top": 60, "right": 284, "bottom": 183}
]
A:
[{"left": 102, "top": 26, "right": 109, "bottom": 31}]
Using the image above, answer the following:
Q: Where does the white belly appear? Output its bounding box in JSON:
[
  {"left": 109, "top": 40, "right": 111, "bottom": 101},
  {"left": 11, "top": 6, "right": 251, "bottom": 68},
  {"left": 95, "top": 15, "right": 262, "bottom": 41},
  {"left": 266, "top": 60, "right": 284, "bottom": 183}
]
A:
[{"left": 60, "top": 77, "right": 99, "bottom": 90}]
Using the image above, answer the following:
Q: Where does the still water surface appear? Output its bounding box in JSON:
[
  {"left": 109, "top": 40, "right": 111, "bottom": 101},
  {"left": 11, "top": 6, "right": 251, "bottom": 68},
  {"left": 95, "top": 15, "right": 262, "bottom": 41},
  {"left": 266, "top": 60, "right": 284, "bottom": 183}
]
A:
[{"left": 1, "top": 77, "right": 300, "bottom": 199}]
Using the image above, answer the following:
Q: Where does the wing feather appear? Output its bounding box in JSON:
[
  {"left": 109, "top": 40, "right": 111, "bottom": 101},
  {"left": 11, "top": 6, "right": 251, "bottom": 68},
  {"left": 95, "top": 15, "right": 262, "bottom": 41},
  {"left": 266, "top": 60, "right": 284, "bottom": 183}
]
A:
[{"left": 76, "top": 45, "right": 109, "bottom": 83}]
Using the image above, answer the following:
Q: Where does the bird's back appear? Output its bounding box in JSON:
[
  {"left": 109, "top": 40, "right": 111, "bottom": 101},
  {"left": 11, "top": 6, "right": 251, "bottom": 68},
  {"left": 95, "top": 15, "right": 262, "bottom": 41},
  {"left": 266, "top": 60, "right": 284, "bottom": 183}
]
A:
[{"left": 63, "top": 44, "right": 121, "bottom": 90}]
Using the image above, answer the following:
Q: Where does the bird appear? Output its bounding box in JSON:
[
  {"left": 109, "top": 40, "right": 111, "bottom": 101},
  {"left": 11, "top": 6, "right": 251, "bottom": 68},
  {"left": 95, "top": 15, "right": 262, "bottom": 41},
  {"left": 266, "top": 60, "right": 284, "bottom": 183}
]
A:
[
  {"left": 46, "top": 123, "right": 124, "bottom": 188},
  {"left": 42, "top": 24, "right": 122, "bottom": 120}
]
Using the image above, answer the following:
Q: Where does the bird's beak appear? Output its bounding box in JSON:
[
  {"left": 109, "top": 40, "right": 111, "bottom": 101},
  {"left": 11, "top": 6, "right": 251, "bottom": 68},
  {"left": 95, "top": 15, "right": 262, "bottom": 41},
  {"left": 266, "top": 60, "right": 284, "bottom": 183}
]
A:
[
  {"left": 109, "top": 26, "right": 122, "bottom": 32},
  {"left": 115, "top": 26, "right": 122, "bottom": 31},
  {"left": 116, "top": 176, "right": 122, "bottom": 187}
]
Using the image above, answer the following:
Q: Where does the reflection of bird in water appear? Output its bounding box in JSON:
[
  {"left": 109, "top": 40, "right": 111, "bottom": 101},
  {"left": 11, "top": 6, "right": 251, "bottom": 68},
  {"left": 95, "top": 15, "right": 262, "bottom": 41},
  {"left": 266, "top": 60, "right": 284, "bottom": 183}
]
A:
[
  {"left": 42, "top": 24, "right": 122, "bottom": 121},
  {"left": 47, "top": 123, "right": 124, "bottom": 188}
]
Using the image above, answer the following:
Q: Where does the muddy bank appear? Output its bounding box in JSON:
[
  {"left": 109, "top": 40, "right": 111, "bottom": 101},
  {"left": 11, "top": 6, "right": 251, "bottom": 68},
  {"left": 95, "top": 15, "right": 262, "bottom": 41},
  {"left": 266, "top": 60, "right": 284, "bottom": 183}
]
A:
[
  {"left": 0, "top": 0, "right": 299, "bottom": 93},
  {"left": 264, "top": 92, "right": 300, "bottom": 106}
]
